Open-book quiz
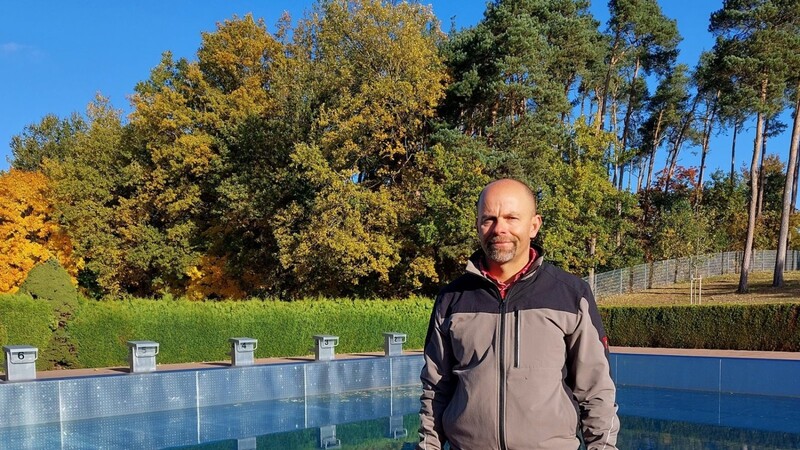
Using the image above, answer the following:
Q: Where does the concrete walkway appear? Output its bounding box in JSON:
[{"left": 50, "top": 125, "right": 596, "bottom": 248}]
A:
[
  {"left": 4, "top": 346, "right": 798, "bottom": 382},
  {"left": 5, "top": 350, "right": 426, "bottom": 381},
  {"left": 611, "top": 346, "right": 800, "bottom": 360}
]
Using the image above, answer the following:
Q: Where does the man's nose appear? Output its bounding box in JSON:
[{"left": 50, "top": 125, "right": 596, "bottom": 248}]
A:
[{"left": 493, "top": 219, "right": 509, "bottom": 234}]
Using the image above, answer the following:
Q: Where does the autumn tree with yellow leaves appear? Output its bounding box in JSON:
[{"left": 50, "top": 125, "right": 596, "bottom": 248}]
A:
[
  {"left": 272, "top": 0, "right": 450, "bottom": 297},
  {"left": 0, "top": 170, "right": 80, "bottom": 293}
]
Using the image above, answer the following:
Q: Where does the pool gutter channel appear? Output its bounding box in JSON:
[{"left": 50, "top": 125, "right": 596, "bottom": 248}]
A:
[{"left": 1, "top": 348, "right": 799, "bottom": 429}]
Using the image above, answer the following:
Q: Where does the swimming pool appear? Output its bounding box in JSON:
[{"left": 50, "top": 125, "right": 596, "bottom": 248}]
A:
[
  {"left": 3, "top": 385, "right": 799, "bottom": 449},
  {"left": 2, "top": 353, "right": 799, "bottom": 449}
]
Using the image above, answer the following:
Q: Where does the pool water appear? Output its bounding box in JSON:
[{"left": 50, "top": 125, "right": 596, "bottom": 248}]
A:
[{"left": 3, "top": 386, "right": 800, "bottom": 449}]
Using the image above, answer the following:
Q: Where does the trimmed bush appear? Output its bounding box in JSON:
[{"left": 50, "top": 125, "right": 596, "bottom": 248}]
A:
[
  {"left": 17, "top": 258, "right": 81, "bottom": 369},
  {"left": 0, "top": 293, "right": 56, "bottom": 370},
  {"left": 19, "top": 258, "right": 78, "bottom": 304},
  {"left": 68, "top": 296, "right": 433, "bottom": 368},
  {"left": 602, "top": 303, "right": 800, "bottom": 351}
]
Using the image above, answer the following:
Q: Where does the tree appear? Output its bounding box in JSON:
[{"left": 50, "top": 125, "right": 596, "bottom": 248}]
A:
[
  {"left": 596, "top": 0, "right": 679, "bottom": 129},
  {"left": 439, "top": 0, "right": 648, "bottom": 275},
  {"left": 541, "top": 117, "right": 640, "bottom": 278},
  {"left": 776, "top": 87, "right": 800, "bottom": 286},
  {"left": 638, "top": 63, "right": 692, "bottom": 207},
  {"left": 595, "top": 0, "right": 679, "bottom": 189},
  {"left": 651, "top": 199, "right": 713, "bottom": 262},
  {"left": 401, "top": 130, "right": 492, "bottom": 292},
  {"left": 191, "top": 14, "right": 291, "bottom": 297},
  {"left": 0, "top": 170, "right": 81, "bottom": 293},
  {"left": 710, "top": 0, "right": 793, "bottom": 293},
  {"left": 772, "top": 0, "right": 800, "bottom": 286},
  {"left": 10, "top": 113, "right": 86, "bottom": 171},
  {"left": 441, "top": 0, "right": 603, "bottom": 134},
  {"left": 122, "top": 15, "right": 286, "bottom": 296},
  {"left": 702, "top": 169, "right": 749, "bottom": 251},
  {"left": 43, "top": 95, "right": 130, "bottom": 296},
  {"left": 272, "top": 0, "right": 449, "bottom": 297},
  {"left": 691, "top": 52, "right": 722, "bottom": 206},
  {"left": 705, "top": 37, "right": 755, "bottom": 190}
]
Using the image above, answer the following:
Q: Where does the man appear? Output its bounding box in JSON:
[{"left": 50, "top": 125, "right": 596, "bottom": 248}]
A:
[{"left": 418, "top": 178, "right": 618, "bottom": 450}]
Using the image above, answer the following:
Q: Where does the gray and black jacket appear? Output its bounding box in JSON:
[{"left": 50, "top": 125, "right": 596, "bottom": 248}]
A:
[{"left": 418, "top": 245, "right": 619, "bottom": 450}]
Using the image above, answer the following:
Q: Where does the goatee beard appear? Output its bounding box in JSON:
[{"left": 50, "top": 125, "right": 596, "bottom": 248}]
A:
[{"left": 484, "top": 238, "right": 517, "bottom": 264}]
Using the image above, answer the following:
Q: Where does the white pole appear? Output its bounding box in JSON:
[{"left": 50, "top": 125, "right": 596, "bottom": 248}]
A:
[{"left": 699, "top": 275, "right": 702, "bottom": 305}]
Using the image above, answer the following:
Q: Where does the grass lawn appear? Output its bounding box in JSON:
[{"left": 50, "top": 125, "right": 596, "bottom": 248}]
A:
[{"left": 597, "top": 270, "right": 800, "bottom": 307}]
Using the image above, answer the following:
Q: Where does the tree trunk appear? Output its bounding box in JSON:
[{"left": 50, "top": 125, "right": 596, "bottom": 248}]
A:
[
  {"left": 663, "top": 97, "right": 699, "bottom": 194},
  {"left": 637, "top": 157, "right": 646, "bottom": 192},
  {"left": 627, "top": 161, "right": 633, "bottom": 191},
  {"left": 611, "top": 98, "right": 620, "bottom": 188},
  {"left": 738, "top": 77, "right": 769, "bottom": 294},
  {"left": 645, "top": 109, "right": 664, "bottom": 191},
  {"left": 610, "top": 99, "right": 622, "bottom": 246},
  {"left": 642, "top": 110, "right": 665, "bottom": 226},
  {"left": 597, "top": 73, "right": 611, "bottom": 132},
  {"left": 730, "top": 120, "right": 739, "bottom": 190},
  {"left": 621, "top": 58, "right": 641, "bottom": 152},
  {"left": 618, "top": 57, "right": 642, "bottom": 192},
  {"left": 593, "top": 88, "right": 604, "bottom": 130},
  {"left": 756, "top": 118, "right": 769, "bottom": 217},
  {"left": 774, "top": 85, "right": 800, "bottom": 287},
  {"left": 562, "top": 75, "right": 576, "bottom": 124},
  {"left": 792, "top": 127, "right": 800, "bottom": 212},
  {"left": 596, "top": 38, "right": 622, "bottom": 133},
  {"left": 696, "top": 90, "right": 719, "bottom": 207}
]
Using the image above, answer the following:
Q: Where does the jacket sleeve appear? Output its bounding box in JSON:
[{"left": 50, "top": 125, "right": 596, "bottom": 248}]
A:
[
  {"left": 566, "top": 288, "right": 619, "bottom": 450},
  {"left": 417, "top": 296, "right": 456, "bottom": 450}
]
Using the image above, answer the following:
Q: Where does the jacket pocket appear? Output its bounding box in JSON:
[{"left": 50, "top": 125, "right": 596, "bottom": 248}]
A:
[{"left": 514, "top": 308, "right": 570, "bottom": 369}]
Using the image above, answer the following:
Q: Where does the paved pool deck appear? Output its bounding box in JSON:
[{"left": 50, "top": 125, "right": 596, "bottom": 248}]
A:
[{"left": 3, "top": 346, "right": 798, "bottom": 381}]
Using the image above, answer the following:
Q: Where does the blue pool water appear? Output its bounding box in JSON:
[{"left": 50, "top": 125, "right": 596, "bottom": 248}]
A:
[{"left": 3, "top": 385, "right": 800, "bottom": 449}]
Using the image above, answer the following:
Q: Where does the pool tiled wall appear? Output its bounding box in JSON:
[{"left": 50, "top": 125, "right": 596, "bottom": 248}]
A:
[
  {"left": 611, "top": 353, "right": 800, "bottom": 397},
  {"left": 2, "top": 351, "right": 798, "bottom": 430},
  {"left": 0, "top": 355, "right": 424, "bottom": 428}
]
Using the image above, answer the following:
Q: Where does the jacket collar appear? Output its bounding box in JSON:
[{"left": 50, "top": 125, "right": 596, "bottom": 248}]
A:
[{"left": 466, "top": 241, "right": 545, "bottom": 281}]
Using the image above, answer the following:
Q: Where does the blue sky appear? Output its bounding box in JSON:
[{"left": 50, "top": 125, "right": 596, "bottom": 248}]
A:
[{"left": 0, "top": 1, "right": 791, "bottom": 184}]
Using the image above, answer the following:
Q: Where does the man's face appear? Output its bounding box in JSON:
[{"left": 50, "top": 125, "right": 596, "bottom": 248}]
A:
[{"left": 477, "top": 181, "right": 542, "bottom": 269}]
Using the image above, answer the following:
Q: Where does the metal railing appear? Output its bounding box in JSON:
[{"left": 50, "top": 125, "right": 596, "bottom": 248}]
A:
[{"left": 584, "top": 249, "right": 800, "bottom": 299}]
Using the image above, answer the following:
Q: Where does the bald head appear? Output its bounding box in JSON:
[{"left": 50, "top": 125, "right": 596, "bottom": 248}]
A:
[
  {"left": 476, "top": 179, "right": 542, "bottom": 279},
  {"left": 477, "top": 179, "right": 538, "bottom": 216}
]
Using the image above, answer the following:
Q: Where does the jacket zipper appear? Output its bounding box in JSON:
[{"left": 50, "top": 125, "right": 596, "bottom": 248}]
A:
[
  {"left": 514, "top": 309, "right": 520, "bottom": 368},
  {"left": 471, "top": 272, "right": 525, "bottom": 450},
  {"left": 500, "top": 282, "right": 524, "bottom": 450},
  {"left": 498, "top": 298, "right": 508, "bottom": 450}
]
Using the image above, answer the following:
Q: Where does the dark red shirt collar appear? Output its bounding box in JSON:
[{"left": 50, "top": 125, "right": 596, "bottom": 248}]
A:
[{"left": 478, "top": 248, "right": 538, "bottom": 299}]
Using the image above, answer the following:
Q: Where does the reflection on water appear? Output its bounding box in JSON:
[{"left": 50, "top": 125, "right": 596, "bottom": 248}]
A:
[
  {"left": 168, "top": 413, "right": 800, "bottom": 450},
  {"left": 619, "top": 415, "right": 800, "bottom": 450},
  {"left": 172, "top": 413, "right": 800, "bottom": 450},
  {"left": 3, "top": 386, "right": 800, "bottom": 449}
]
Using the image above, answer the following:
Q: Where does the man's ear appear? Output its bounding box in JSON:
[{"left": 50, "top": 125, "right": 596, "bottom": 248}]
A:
[{"left": 530, "top": 214, "right": 543, "bottom": 239}]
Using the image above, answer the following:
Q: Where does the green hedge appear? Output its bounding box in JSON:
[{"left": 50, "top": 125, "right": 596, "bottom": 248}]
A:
[
  {"left": 68, "top": 297, "right": 433, "bottom": 368},
  {"left": 3, "top": 296, "right": 800, "bottom": 371},
  {"left": 602, "top": 304, "right": 800, "bottom": 351},
  {"left": 0, "top": 293, "right": 56, "bottom": 370}
]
